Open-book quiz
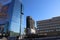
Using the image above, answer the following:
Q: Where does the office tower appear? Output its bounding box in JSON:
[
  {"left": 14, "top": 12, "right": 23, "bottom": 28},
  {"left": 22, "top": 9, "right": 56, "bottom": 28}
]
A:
[{"left": 26, "top": 16, "right": 36, "bottom": 35}]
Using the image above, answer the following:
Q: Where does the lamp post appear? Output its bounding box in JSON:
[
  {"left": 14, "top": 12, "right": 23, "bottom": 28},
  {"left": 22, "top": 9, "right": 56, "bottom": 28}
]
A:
[
  {"left": 16, "top": 0, "right": 24, "bottom": 40},
  {"left": 19, "top": 1, "right": 24, "bottom": 39}
]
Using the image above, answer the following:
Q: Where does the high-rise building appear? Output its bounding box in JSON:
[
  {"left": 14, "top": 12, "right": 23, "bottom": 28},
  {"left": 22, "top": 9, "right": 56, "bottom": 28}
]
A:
[
  {"left": 26, "top": 16, "right": 36, "bottom": 35},
  {"left": 0, "top": 0, "right": 15, "bottom": 37},
  {"left": 37, "top": 16, "right": 60, "bottom": 36},
  {"left": 26, "top": 16, "right": 35, "bottom": 29}
]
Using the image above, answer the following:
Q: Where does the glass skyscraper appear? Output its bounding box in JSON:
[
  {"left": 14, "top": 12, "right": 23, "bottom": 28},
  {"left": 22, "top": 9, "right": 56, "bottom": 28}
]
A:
[{"left": 0, "top": 0, "right": 15, "bottom": 37}]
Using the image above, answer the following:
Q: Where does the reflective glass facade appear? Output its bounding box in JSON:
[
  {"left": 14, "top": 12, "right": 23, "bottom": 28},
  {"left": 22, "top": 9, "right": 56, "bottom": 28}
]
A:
[{"left": 0, "top": 0, "right": 15, "bottom": 34}]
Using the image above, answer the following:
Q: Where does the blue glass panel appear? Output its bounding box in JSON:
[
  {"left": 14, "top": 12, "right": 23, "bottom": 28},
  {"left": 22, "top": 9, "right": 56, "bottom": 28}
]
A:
[{"left": 0, "top": 0, "right": 15, "bottom": 33}]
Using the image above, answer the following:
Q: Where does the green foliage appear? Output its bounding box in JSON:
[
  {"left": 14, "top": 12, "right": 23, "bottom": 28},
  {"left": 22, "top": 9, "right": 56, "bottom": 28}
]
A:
[
  {"left": 10, "top": 31, "right": 19, "bottom": 37},
  {"left": 24, "top": 28, "right": 26, "bottom": 34}
]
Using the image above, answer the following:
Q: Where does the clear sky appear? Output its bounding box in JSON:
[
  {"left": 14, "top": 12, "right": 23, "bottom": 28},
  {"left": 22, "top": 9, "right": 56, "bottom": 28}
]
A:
[{"left": 0, "top": 0, "right": 60, "bottom": 34}]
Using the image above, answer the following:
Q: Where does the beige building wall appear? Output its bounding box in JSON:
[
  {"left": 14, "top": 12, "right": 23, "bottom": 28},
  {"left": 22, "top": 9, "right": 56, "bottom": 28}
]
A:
[{"left": 37, "top": 16, "right": 60, "bottom": 36}]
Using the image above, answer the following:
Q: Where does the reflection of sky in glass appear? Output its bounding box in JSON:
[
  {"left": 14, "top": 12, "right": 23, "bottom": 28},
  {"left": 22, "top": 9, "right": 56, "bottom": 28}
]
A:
[
  {"left": 10, "top": 0, "right": 20, "bottom": 33},
  {"left": 0, "top": 0, "right": 15, "bottom": 24},
  {"left": 0, "top": 0, "right": 20, "bottom": 33},
  {"left": 0, "top": 0, "right": 20, "bottom": 30},
  {"left": 0, "top": 0, "right": 11, "bottom": 5}
]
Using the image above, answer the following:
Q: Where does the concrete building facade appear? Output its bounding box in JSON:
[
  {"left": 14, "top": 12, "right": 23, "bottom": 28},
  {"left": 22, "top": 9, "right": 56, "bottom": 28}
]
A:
[
  {"left": 26, "top": 16, "right": 36, "bottom": 35},
  {"left": 37, "top": 16, "right": 60, "bottom": 36},
  {"left": 26, "top": 16, "right": 35, "bottom": 29}
]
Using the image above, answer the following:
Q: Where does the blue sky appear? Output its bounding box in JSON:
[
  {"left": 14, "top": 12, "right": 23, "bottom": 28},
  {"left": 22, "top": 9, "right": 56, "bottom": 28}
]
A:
[
  {"left": 23, "top": 0, "right": 60, "bottom": 21},
  {"left": 0, "top": 0, "right": 60, "bottom": 34}
]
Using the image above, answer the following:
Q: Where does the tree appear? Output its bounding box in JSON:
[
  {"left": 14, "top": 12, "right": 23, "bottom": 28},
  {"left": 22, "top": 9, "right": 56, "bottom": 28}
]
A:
[{"left": 24, "top": 28, "right": 26, "bottom": 34}]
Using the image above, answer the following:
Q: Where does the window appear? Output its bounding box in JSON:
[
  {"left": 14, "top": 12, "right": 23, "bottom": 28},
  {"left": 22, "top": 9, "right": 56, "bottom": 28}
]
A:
[{"left": 56, "top": 29, "right": 60, "bottom": 31}]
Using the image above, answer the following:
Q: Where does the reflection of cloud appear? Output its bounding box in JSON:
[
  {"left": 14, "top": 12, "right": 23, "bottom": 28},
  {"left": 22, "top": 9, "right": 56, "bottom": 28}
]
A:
[
  {"left": 19, "top": 0, "right": 22, "bottom": 3},
  {"left": 0, "top": 0, "right": 11, "bottom": 5},
  {"left": 10, "top": 21, "right": 20, "bottom": 32},
  {"left": 10, "top": 0, "right": 20, "bottom": 32}
]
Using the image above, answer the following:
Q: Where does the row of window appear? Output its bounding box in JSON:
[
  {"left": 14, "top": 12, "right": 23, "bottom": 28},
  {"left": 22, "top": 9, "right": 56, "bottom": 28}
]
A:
[
  {"left": 38, "top": 26, "right": 60, "bottom": 30},
  {"left": 37, "top": 25, "right": 60, "bottom": 29},
  {"left": 39, "top": 29, "right": 60, "bottom": 32},
  {"left": 37, "top": 20, "right": 60, "bottom": 24},
  {"left": 37, "top": 23, "right": 60, "bottom": 27}
]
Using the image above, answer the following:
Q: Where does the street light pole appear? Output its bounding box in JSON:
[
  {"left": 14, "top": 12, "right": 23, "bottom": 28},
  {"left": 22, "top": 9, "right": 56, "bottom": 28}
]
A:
[
  {"left": 19, "top": 2, "right": 24, "bottom": 39},
  {"left": 16, "top": 0, "right": 24, "bottom": 40}
]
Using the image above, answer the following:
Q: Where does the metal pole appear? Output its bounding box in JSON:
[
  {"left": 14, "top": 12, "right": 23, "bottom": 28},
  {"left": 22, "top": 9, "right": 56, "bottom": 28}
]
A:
[
  {"left": 16, "top": 0, "right": 23, "bottom": 40},
  {"left": 19, "top": 4, "right": 21, "bottom": 37},
  {"left": 20, "top": 14, "right": 22, "bottom": 36},
  {"left": 19, "top": 2, "right": 23, "bottom": 38}
]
